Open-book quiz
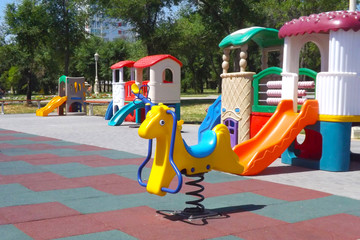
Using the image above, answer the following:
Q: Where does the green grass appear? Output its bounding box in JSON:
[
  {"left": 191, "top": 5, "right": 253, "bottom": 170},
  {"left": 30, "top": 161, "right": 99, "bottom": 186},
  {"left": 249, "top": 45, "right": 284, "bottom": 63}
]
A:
[
  {"left": 180, "top": 99, "right": 214, "bottom": 123},
  {"left": 2, "top": 92, "right": 217, "bottom": 124},
  {"left": 180, "top": 88, "right": 219, "bottom": 97}
]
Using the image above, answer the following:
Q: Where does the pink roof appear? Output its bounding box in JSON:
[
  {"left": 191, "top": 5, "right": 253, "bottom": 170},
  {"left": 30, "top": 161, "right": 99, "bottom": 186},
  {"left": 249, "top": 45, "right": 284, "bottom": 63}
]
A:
[
  {"left": 279, "top": 11, "right": 360, "bottom": 38},
  {"left": 110, "top": 60, "right": 135, "bottom": 70},
  {"left": 134, "top": 54, "right": 183, "bottom": 68}
]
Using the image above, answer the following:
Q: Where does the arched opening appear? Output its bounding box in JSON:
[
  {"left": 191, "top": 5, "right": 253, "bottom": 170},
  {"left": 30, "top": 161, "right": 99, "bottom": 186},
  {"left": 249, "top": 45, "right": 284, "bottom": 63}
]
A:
[
  {"left": 162, "top": 68, "right": 173, "bottom": 83},
  {"left": 297, "top": 41, "right": 320, "bottom": 102},
  {"left": 299, "top": 42, "right": 321, "bottom": 74},
  {"left": 69, "top": 102, "right": 82, "bottom": 112},
  {"left": 295, "top": 129, "right": 322, "bottom": 160}
]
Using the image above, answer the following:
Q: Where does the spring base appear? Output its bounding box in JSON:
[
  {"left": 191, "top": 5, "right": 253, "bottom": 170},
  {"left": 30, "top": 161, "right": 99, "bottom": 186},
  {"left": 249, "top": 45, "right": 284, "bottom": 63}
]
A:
[
  {"left": 157, "top": 173, "right": 224, "bottom": 223},
  {"left": 167, "top": 208, "right": 221, "bottom": 221}
]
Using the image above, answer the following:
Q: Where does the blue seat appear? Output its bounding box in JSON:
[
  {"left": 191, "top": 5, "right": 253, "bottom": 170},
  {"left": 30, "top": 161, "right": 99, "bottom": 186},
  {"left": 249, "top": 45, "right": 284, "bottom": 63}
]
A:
[{"left": 183, "top": 130, "right": 217, "bottom": 158}]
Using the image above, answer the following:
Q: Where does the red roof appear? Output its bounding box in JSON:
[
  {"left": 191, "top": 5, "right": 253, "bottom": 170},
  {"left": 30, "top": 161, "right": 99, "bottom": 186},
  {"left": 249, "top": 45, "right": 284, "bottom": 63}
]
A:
[
  {"left": 279, "top": 11, "right": 360, "bottom": 38},
  {"left": 134, "top": 54, "right": 183, "bottom": 68},
  {"left": 110, "top": 60, "right": 135, "bottom": 70}
]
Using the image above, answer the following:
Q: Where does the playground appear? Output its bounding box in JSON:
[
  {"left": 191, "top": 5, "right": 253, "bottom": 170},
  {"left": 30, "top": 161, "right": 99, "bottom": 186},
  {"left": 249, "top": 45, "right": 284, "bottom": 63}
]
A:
[
  {"left": 2, "top": 4, "right": 360, "bottom": 239},
  {"left": 1, "top": 114, "right": 360, "bottom": 239}
]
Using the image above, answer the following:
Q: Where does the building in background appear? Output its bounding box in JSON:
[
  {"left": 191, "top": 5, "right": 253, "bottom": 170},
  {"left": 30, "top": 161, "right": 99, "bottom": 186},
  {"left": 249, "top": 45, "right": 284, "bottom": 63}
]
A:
[{"left": 86, "top": 14, "right": 135, "bottom": 41}]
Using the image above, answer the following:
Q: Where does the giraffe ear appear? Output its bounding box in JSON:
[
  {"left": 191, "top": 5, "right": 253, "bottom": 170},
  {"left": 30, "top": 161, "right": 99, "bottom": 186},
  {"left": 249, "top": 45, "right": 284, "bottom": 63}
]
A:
[{"left": 177, "top": 120, "right": 184, "bottom": 128}]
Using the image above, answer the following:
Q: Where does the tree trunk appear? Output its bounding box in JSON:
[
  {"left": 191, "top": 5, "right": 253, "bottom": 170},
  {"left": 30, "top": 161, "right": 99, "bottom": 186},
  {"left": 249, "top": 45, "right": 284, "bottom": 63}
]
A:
[{"left": 26, "top": 71, "right": 32, "bottom": 104}]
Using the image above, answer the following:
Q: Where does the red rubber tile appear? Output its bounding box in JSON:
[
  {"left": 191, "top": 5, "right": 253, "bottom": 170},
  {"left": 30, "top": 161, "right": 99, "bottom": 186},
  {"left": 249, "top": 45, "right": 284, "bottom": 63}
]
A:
[
  {"left": 74, "top": 174, "right": 145, "bottom": 195},
  {"left": 14, "top": 143, "right": 61, "bottom": 150},
  {"left": 15, "top": 214, "right": 111, "bottom": 240},
  {"left": 204, "top": 179, "right": 330, "bottom": 201},
  {"left": 74, "top": 174, "right": 132, "bottom": 186},
  {"left": 0, "top": 143, "right": 19, "bottom": 149},
  {"left": 209, "top": 211, "right": 286, "bottom": 235},
  {"left": 28, "top": 136, "right": 60, "bottom": 141},
  {"left": 0, "top": 172, "right": 64, "bottom": 185},
  {"left": 0, "top": 136, "right": 17, "bottom": 141},
  {"left": 0, "top": 130, "right": 19, "bottom": 134},
  {"left": 0, "top": 202, "right": 80, "bottom": 224},
  {"left": 64, "top": 145, "right": 109, "bottom": 151},
  {"left": 14, "top": 153, "right": 59, "bottom": 161},
  {"left": 90, "top": 206, "right": 226, "bottom": 240},
  {"left": 21, "top": 177, "right": 86, "bottom": 191},
  {"left": 235, "top": 221, "right": 348, "bottom": 240},
  {"left": 298, "top": 213, "right": 360, "bottom": 239},
  {"left": 0, "top": 213, "right": 10, "bottom": 225},
  {"left": 0, "top": 153, "right": 14, "bottom": 162}
]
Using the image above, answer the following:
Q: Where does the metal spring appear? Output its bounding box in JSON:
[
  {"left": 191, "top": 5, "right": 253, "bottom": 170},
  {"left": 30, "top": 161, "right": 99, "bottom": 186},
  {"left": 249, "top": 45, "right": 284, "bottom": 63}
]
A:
[{"left": 184, "top": 173, "right": 205, "bottom": 214}]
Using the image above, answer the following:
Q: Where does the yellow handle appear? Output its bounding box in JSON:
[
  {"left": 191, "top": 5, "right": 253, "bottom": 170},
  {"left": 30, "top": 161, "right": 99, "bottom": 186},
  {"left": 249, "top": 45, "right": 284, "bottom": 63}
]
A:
[{"left": 131, "top": 84, "right": 140, "bottom": 94}]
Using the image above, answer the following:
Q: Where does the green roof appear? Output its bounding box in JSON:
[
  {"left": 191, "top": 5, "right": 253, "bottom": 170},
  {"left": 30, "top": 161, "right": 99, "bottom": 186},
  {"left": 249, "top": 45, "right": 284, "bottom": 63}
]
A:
[
  {"left": 59, "top": 75, "right": 67, "bottom": 84},
  {"left": 219, "top": 27, "right": 284, "bottom": 48}
]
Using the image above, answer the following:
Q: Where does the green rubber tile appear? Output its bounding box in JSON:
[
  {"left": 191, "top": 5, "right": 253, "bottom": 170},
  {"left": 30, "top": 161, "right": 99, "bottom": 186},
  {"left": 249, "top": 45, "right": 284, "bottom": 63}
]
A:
[
  {"left": 0, "top": 183, "right": 32, "bottom": 195},
  {"left": 348, "top": 209, "right": 360, "bottom": 217},
  {"left": 117, "top": 167, "right": 151, "bottom": 181},
  {"left": 0, "top": 161, "right": 45, "bottom": 175},
  {"left": 38, "top": 187, "right": 109, "bottom": 202},
  {"left": 144, "top": 192, "right": 190, "bottom": 211},
  {"left": 0, "top": 191, "right": 52, "bottom": 208},
  {"left": 203, "top": 192, "right": 285, "bottom": 213},
  {"left": 62, "top": 191, "right": 189, "bottom": 214},
  {"left": 62, "top": 193, "right": 150, "bottom": 214},
  {"left": 252, "top": 195, "right": 360, "bottom": 223},
  {"left": 203, "top": 171, "right": 248, "bottom": 183},
  {"left": 99, "top": 165, "right": 140, "bottom": 175},
  {"left": 7, "top": 133, "right": 38, "bottom": 138},
  {"left": 39, "top": 163, "right": 107, "bottom": 178},
  {"left": 208, "top": 236, "right": 244, "bottom": 240},
  {"left": 0, "top": 224, "right": 33, "bottom": 240},
  {"left": 40, "top": 163, "right": 91, "bottom": 172},
  {"left": 55, "top": 230, "right": 137, "bottom": 240},
  {"left": 0, "top": 148, "right": 36, "bottom": 156}
]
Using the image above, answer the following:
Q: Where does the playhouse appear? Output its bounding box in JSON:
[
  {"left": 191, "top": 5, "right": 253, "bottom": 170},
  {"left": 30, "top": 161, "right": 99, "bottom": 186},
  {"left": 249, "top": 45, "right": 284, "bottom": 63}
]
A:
[
  {"left": 218, "top": 11, "right": 360, "bottom": 172},
  {"left": 107, "top": 54, "right": 182, "bottom": 126},
  {"left": 36, "top": 75, "right": 87, "bottom": 116}
]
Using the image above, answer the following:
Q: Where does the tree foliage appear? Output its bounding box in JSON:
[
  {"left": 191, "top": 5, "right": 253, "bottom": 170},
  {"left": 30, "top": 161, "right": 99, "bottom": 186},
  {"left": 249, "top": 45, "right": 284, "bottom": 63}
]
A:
[{"left": 0, "top": 0, "right": 356, "bottom": 97}]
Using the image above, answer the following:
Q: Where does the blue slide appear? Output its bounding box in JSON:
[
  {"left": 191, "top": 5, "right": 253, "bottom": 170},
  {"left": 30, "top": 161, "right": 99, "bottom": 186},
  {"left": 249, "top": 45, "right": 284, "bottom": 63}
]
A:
[
  {"left": 108, "top": 101, "right": 145, "bottom": 126},
  {"left": 105, "top": 100, "right": 113, "bottom": 120},
  {"left": 198, "top": 95, "right": 222, "bottom": 142}
]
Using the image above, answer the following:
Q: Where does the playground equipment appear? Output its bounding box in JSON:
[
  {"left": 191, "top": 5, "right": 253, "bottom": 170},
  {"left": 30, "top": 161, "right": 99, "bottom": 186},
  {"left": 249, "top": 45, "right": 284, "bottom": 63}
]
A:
[
  {"left": 134, "top": 84, "right": 318, "bottom": 217},
  {"left": 36, "top": 75, "right": 86, "bottom": 116},
  {"left": 107, "top": 54, "right": 181, "bottom": 126},
  {"left": 107, "top": 60, "right": 147, "bottom": 124},
  {"left": 278, "top": 10, "right": 360, "bottom": 171},
  {"left": 133, "top": 7, "right": 360, "bottom": 220}
]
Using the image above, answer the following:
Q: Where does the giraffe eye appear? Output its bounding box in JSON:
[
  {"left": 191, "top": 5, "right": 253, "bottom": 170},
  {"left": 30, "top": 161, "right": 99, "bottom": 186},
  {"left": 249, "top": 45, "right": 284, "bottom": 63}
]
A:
[{"left": 159, "top": 120, "right": 165, "bottom": 126}]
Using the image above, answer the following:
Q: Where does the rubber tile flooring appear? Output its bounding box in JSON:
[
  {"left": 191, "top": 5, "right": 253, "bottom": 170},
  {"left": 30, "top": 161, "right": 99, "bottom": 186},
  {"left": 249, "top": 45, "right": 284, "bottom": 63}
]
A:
[{"left": 1, "top": 128, "right": 360, "bottom": 240}]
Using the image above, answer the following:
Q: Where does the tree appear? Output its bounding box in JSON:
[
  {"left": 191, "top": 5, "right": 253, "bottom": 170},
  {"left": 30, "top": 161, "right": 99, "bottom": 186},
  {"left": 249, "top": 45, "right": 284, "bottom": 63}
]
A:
[
  {"left": 41, "top": 0, "right": 88, "bottom": 75},
  {"left": 5, "top": 0, "right": 49, "bottom": 102}
]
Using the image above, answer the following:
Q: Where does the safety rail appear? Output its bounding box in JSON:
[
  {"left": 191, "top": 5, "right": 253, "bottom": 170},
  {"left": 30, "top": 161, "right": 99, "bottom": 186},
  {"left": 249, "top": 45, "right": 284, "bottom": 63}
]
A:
[{"left": 252, "top": 67, "right": 317, "bottom": 113}]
